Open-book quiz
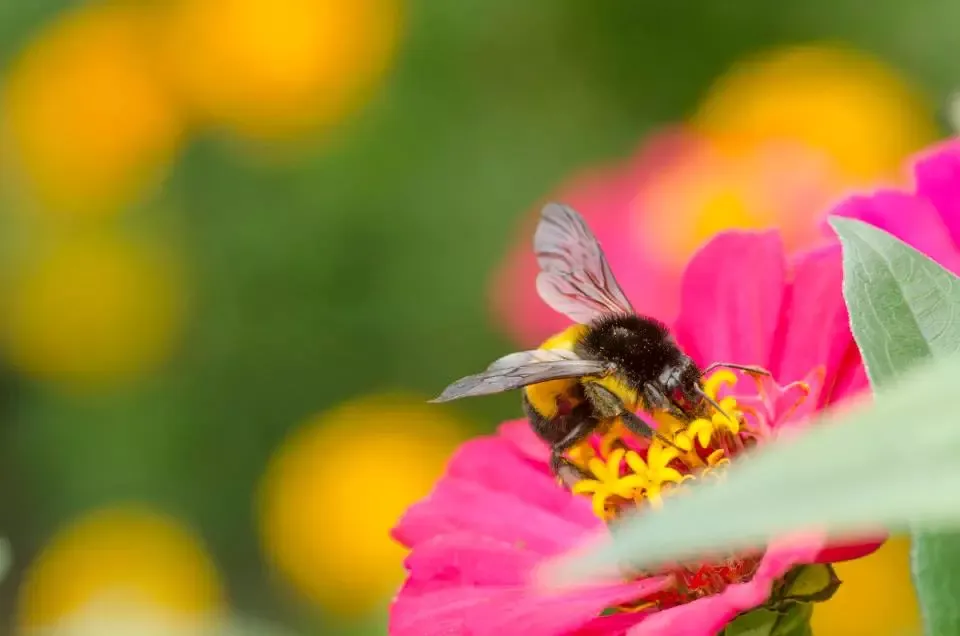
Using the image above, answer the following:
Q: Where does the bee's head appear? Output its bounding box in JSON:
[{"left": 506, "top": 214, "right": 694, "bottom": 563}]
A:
[{"left": 672, "top": 362, "right": 708, "bottom": 418}]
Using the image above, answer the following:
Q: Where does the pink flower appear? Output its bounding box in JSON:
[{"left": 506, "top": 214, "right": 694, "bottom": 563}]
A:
[
  {"left": 391, "top": 230, "right": 883, "bottom": 636},
  {"left": 490, "top": 127, "right": 847, "bottom": 348},
  {"left": 829, "top": 138, "right": 960, "bottom": 275}
]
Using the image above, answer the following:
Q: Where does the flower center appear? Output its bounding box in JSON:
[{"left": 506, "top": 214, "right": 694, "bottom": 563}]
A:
[{"left": 564, "top": 367, "right": 812, "bottom": 611}]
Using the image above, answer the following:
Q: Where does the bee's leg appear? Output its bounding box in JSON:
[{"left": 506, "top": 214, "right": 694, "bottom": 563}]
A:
[
  {"left": 703, "top": 362, "right": 771, "bottom": 377},
  {"left": 641, "top": 382, "right": 688, "bottom": 423},
  {"left": 585, "top": 382, "right": 680, "bottom": 451},
  {"left": 522, "top": 394, "right": 593, "bottom": 482},
  {"left": 548, "top": 419, "right": 598, "bottom": 485},
  {"left": 622, "top": 408, "right": 682, "bottom": 451}
]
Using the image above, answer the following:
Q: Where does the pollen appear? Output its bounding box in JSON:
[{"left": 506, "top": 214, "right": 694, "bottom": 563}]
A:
[{"left": 561, "top": 364, "right": 802, "bottom": 611}]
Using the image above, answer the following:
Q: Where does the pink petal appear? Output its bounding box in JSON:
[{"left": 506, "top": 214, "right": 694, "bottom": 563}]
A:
[
  {"left": 393, "top": 476, "right": 591, "bottom": 554},
  {"left": 574, "top": 611, "right": 653, "bottom": 636},
  {"left": 392, "top": 430, "right": 599, "bottom": 551},
  {"left": 471, "top": 578, "right": 670, "bottom": 635},
  {"left": 770, "top": 244, "right": 854, "bottom": 406},
  {"left": 830, "top": 190, "right": 960, "bottom": 274},
  {"left": 391, "top": 572, "right": 669, "bottom": 636},
  {"left": 403, "top": 533, "right": 542, "bottom": 587},
  {"left": 768, "top": 368, "right": 826, "bottom": 436},
  {"left": 824, "top": 344, "right": 870, "bottom": 406},
  {"left": 498, "top": 419, "right": 552, "bottom": 465},
  {"left": 814, "top": 537, "right": 886, "bottom": 563},
  {"left": 674, "top": 231, "right": 786, "bottom": 368},
  {"left": 445, "top": 436, "right": 597, "bottom": 527},
  {"left": 390, "top": 582, "right": 505, "bottom": 635},
  {"left": 626, "top": 534, "right": 825, "bottom": 636},
  {"left": 913, "top": 139, "right": 960, "bottom": 249}
]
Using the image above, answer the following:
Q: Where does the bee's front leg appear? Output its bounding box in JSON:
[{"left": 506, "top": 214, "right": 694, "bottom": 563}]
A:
[
  {"left": 641, "top": 382, "right": 689, "bottom": 422},
  {"left": 585, "top": 382, "right": 680, "bottom": 451}
]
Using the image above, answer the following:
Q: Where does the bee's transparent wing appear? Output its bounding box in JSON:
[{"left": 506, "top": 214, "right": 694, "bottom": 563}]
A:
[
  {"left": 429, "top": 349, "right": 608, "bottom": 402},
  {"left": 534, "top": 202, "right": 634, "bottom": 322}
]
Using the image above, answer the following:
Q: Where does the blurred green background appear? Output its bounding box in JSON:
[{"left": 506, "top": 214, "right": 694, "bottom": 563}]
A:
[{"left": 0, "top": 0, "right": 955, "bottom": 634}]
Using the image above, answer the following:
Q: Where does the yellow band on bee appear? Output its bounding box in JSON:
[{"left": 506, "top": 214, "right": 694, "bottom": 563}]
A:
[{"left": 523, "top": 324, "right": 593, "bottom": 419}]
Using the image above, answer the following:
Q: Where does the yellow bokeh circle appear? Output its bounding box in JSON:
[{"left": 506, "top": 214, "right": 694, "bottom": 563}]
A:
[
  {"left": 813, "top": 536, "right": 921, "bottom": 636},
  {"left": 0, "top": 3, "right": 184, "bottom": 219},
  {"left": 17, "top": 505, "right": 225, "bottom": 631},
  {"left": 157, "top": 0, "right": 402, "bottom": 142},
  {"left": 692, "top": 43, "right": 939, "bottom": 183},
  {"left": 0, "top": 231, "right": 185, "bottom": 390},
  {"left": 257, "top": 392, "right": 468, "bottom": 616},
  {"left": 633, "top": 136, "right": 839, "bottom": 268}
]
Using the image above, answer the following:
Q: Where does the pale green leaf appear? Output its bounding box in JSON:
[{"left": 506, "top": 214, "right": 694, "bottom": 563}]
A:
[
  {"left": 831, "top": 217, "right": 960, "bottom": 383},
  {"left": 545, "top": 352, "right": 960, "bottom": 581},
  {"left": 832, "top": 216, "right": 960, "bottom": 636}
]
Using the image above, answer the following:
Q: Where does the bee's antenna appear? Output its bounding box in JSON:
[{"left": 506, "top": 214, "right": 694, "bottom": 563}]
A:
[{"left": 693, "top": 384, "right": 733, "bottom": 423}]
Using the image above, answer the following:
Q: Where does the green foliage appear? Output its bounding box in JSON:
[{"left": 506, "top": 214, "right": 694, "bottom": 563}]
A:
[
  {"left": 721, "top": 564, "right": 839, "bottom": 636},
  {"left": 546, "top": 352, "right": 960, "bottom": 582},
  {"left": 831, "top": 217, "right": 960, "bottom": 380},
  {"left": 832, "top": 217, "right": 960, "bottom": 636},
  {"left": 722, "top": 603, "right": 812, "bottom": 636}
]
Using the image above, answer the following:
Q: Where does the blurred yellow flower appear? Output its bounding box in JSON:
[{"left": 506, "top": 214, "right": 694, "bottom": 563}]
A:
[
  {"left": 257, "top": 392, "right": 468, "bottom": 616},
  {"left": 157, "top": 0, "right": 401, "bottom": 143},
  {"left": 0, "top": 3, "right": 184, "bottom": 219},
  {"left": 692, "top": 43, "right": 939, "bottom": 184},
  {"left": 634, "top": 134, "right": 839, "bottom": 268},
  {"left": 17, "top": 505, "right": 225, "bottom": 632},
  {"left": 0, "top": 230, "right": 185, "bottom": 390},
  {"left": 813, "top": 536, "right": 921, "bottom": 636}
]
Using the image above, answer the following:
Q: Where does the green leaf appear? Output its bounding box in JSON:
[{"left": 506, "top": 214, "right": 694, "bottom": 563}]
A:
[
  {"left": 543, "top": 352, "right": 960, "bottom": 581},
  {"left": 772, "top": 564, "right": 841, "bottom": 605},
  {"left": 831, "top": 217, "right": 960, "bottom": 383},
  {"left": 832, "top": 217, "right": 960, "bottom": 636},
  {"left": 722, "top": 604, "right": 813, "bottom": 636}
]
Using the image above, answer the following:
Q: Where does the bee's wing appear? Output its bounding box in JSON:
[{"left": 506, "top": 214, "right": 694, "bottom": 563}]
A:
[
  {"left": 429, "top": 349, "right": 609, "bottom": 403},
  {"left": 534, "top": 202, "right": 635, "bottom": 322}
]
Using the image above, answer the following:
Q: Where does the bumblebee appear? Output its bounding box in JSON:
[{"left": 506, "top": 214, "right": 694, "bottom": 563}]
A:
[{"left": 431, "top": 203, "right": 765, "bottom": 479}]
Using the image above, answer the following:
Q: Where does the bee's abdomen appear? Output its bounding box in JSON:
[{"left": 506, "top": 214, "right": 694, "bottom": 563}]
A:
[{"left": 522, "top": 377, "right": 583, "bottom": 420}]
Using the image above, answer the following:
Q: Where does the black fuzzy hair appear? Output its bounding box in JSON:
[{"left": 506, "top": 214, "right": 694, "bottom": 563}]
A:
[{"left": 575, "top": 314, "right": 686, "bottom": 390}]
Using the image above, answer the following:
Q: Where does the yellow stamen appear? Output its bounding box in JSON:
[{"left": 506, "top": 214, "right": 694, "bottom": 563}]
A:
[
  {"left": 566, "top": 441, "right": 596, "bottom": 472},
  {"left": 571, "top": 448, "right": 642, "bottom": 519},
  {"left": 652, "top": 411, "right": 689, "bottom": 438},
  {"left": 599, "top": 419, "right": 628, "bottom": 457},
  {"left": 706, "top": 449, "right": 726, "bottom": 465},
  {"left": 681, "top": 417, "right": 714, "bottom": 448},
  {"left": 564, "top": 367, "right": 785, "bottom": 521},
  {"left": 624, "top": 445, "right": 691, "bottom": 509},
  {"left": 703, "top": 369, "right": 738, "bottom": 400}
]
